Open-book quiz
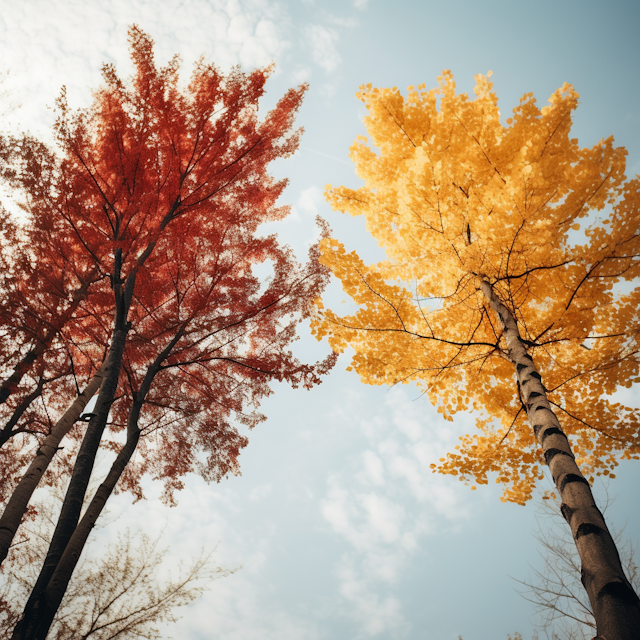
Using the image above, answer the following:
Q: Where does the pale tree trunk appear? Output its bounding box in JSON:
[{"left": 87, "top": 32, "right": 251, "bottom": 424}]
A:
[
  {"left": 480, "top": 280, "right": 640, "bottom": 640},
  {"left": 26, "top": 324, "right": 186, "bottom": 640},
  {"left": 13, "top": 252, "right": 134, "bottom": 640},
  {"left": 34, "top": 406, "right": 142, "bottom": 639},
  {"left": 0, "top": 362, "right": 106, "bottom": 565}
]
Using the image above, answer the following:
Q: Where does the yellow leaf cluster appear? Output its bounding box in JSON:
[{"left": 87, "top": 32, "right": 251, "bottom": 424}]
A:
[{"left": 312, "top": 72, "right": 640, "bottom": 504}]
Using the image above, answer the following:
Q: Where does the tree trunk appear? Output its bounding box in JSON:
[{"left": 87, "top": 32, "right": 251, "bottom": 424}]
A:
[
  {"left": 13, "top": 254, "right": 133, "bottom": 640},
  {"left": 12, "top": 323, "right": 128, "bottom": 640},
  {"left": 21, "top": 323, "right": 186, "bottom": 640},
  {"left": 480, "top": 280, "right": 640, "bottom": 640},
  {"left": 13, "top": 328, "right": 128, "bottom": 640},
  {"left": 0, "top": 363, "right": 106, "bottom": 565},
  {"left": 33, "top": 411, "right": 142, "bottom": 639},
  {"left": 0, "top": 349, "right": 41, "bottom": 406}
]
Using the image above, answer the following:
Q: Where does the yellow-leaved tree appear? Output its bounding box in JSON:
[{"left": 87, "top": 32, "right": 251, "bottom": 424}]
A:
[{"left": 312, "top": 72, "right": 640, "bottom": 639}]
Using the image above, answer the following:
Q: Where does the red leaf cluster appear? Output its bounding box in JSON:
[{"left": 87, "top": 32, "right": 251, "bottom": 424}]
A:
[{"left": 0, "top": 26, "right": 335, "bottom": 504}]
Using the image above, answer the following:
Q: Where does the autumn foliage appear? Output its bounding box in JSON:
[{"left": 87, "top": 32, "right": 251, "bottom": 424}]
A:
[
  {"left": 313, "top": 71, "right": 640, "bottom": 504},
  {"left": 1, "top": 27, "right": 333, "bottom": 496},
  {"left": 312, "top": 71, "right": 640, "bottom": 637},
  {"left": 0, "top": 27, "right": 334, "bottom": 638}
]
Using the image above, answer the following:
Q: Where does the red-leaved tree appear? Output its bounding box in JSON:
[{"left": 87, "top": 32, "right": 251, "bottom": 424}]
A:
[
  {"left": 0, "top": 27, "right": 334, "bottom": 639},
  {"left": 0, "top": 133, "right": 110, "bottom": 508}
]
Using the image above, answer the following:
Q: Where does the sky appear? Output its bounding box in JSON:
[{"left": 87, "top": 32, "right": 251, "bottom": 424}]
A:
[{"left": 1, "top": 1, "right": 640, "bottom": 639}]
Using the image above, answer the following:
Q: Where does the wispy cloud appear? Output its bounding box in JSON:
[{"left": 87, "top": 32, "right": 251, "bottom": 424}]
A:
[
  {"left": 0, "top": 0, "right": 290, "bottom": 138},
  {"left": 302, "top": 147, "right": 351, "bottom": 165},
  {"left": 327, "top": 15, "right": 359, "bottom": 28},
  {"left": 304, "top": 24, "right": 341, "bottom": 73},
  {"left": 337, "top": 561, "right": 407, "bottom": 638},
  {"left": 320, "top": 387, "right": 475, "bottom": 636},
  {"left": 96, "top": 476, "right": 323, "bottom": 640},
  {"left": 297, "top": 185, "right": 324, "bottom": 215}
]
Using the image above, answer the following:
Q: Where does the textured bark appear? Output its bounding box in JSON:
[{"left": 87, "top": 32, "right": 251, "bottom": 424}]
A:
[
  {"left": 34, "top": 412, "right": 142, "bottom": 639},
  {"left": 0, "top": 363, "right": 106, "bottom": 565},
  {"left": 13, "top": 256, "right": 134, "bottom": 640},
  {"left": 11, "top": 327, "right": 128, "bottom": 640},
  {"left": 481, "top": 280, "right": 640, "bottom": 640},
  {"left": 29, "top": 325, "right": 186, "bottom": 640},
  {"left": 0, "top": 349, "right": 40, "bottom": 406}
]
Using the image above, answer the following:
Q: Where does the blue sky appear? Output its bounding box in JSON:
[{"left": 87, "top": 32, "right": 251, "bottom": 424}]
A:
[{"left": 1, "top": 1, "right": 639, "bottom": 638}]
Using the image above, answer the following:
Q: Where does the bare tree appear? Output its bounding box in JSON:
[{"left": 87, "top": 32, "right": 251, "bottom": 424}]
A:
[
  {"left": 0, "top": 485, "right": 234, "bottom": 639},
  {"left": 514, "top": 487, "right": 639, "bottom": 640}
]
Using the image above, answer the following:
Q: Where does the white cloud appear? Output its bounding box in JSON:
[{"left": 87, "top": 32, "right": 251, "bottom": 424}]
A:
[
  {"left": 97, "top": 477, "right": 322, "bottom": 640},
  {"left": 322, "top": 482, "right": 356, "bottom": 541},
  {"left": 183, "top": 573, "right": 324, "bottom": 640},
  {"left": 327, "top": 15, "right": 359, "bottom": 28},
  {"left": 320, "top": 386, "right": 476, "bottom": 635},
  {"left": 322, "top": 475, "right": 426, "bottom": 563},
  {"left": 304, "top": 24, "right": 341, "bottom": 73},
  {"left": 362, "top": 492, "right": 404, "bottom": 544},
  {"left": 248, "top": 483, "right": 273, "bottom": 501},
  {"left": 337, "top": 562, "right": 408, "bottom": 638},
  {"left": 320, "top": 80, "right": 339, "bottom": 100},
  {"left": 0, "top": 0, "right": 290, "bottom": 140},
  {"left": 297, "top": 185, "right": 323, "bottom": 215},
  {"left": 353, "top": 0, "right": 370, "bottom": 10},
  {"left": 358, "top": 450, "right": 385, "bottom": 486},
  {"left": 291, "top": 65, "right": 311, "bottom": 83}
]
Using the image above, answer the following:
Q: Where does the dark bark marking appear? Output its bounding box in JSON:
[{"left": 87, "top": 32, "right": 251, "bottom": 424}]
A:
[
  {"left": 544, "top": 448, "right": 574, "bottom": 466},
  {"left": 598, "top": 581, "right": 640, "bottom": 606},
  {"left": 576, "top": 522, "right": 606, "bottom": 539},
  {"left": 528, "top": 394, "right": 544, "bottom": 410},
  {"left": 516, "top": 363, "right": 528, "bottom": 374},
  {"left": 559, "top": 473, "right": 590, "bottom": 493},
  {"left": 480, "top": 279, "right": 640, "bottom": 636},
  {"left": 541, "top": 426, "right": 564, "bottom": 445},
  {"left": 529, "top": 371, "right": 542, "bottom": 380}
]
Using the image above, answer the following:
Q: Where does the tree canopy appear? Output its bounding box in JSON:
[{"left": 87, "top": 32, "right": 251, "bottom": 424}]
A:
[
  {"left": 313, "top": 71, "right": 640, "bottom": 505},
  {"left": 0, "top": 27, "right": 334, "bottom": 639}
]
